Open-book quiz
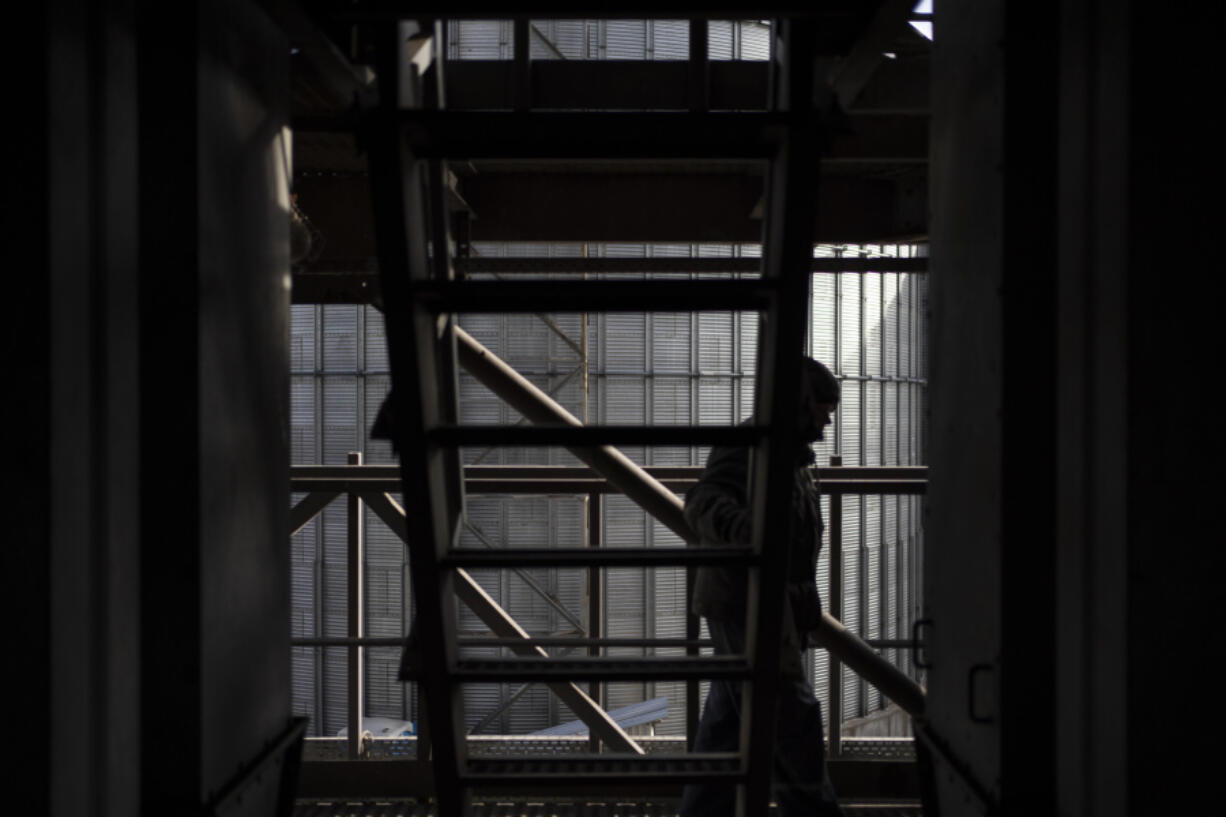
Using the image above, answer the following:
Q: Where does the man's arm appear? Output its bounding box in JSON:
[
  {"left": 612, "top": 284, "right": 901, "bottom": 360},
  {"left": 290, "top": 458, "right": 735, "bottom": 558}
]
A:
[
  {"left": 683, "top": 446, "right": 751, "bottom": 545},
  {"left": 684, "top": 485, "right": 751, "bottom": 545}
]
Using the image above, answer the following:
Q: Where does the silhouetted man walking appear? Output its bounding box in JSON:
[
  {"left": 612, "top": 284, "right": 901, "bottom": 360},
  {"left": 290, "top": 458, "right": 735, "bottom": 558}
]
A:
[{"left": 680, "top": 358, "right": 843, "bottom": 817}]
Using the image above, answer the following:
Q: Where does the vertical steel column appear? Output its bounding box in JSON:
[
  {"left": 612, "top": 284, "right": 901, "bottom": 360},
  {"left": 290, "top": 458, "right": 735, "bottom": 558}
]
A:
[
  {"left": 857, "top": 261, "right": 869, "bottom": 720},
  {"left": 587, "top": 491, "right": 603, "bottom": 753},
  {"left": 688, "top": 18, "right": 709, "bottom": 112},
  {"left": 686, "top": 565, "right": 700, "bottom": 750},
  {"left": 367, "top": 20, "right": 465, "bottom": 815},
  {"left": 878, "top": 272, "right": 888, "bottom": 704},
  {"left": 347, "top": 451, "right": 364, "bottom": 759},
  {"left": 513, "top": 17, "right": 530, "bottom": 111},
  {"left": 827, "top": 461, "right": 843, "bottom": 759},
  {"left": 741, "top": 18, "right": 823, "bottom": 817}
]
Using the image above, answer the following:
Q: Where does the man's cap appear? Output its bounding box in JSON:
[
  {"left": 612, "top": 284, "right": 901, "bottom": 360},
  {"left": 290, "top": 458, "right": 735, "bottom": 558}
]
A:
[{"left": 801, "top": 358, "right": 840, "bottom": 404}]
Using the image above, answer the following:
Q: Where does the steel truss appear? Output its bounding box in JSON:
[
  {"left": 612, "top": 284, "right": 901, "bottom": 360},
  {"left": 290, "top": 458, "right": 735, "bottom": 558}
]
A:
[{"left": 334, "top": 9, "right": 926, "bottom": 816}]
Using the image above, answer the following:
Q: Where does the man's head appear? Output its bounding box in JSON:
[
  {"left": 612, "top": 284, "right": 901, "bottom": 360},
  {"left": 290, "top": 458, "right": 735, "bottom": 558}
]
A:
[{"left": 797, "top": 358, "right": 839, "bottom": 443}]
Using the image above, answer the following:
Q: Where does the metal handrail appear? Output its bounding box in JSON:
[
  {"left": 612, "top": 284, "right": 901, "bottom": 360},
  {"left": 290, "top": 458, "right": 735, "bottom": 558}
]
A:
[
  {"left": 289, "top": 326, "right": 927, "bottom": 758},
  {"left": 290, "top": 464, "right": 926, "bottom": 757},
  {"left": 456, "top": 324, "right": 927, "bottom": 730}
]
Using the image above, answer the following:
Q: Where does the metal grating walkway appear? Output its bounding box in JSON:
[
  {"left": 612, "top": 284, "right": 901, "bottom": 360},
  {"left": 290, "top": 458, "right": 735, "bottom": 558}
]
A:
[{"left": 294, "top": 799, "right": 922, "bottom": 817}]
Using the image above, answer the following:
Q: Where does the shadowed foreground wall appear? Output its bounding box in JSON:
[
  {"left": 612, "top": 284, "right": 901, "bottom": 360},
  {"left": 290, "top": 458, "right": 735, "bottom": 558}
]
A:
[{"left": 14, "top": 1, "right": 292, "bottom": 814}]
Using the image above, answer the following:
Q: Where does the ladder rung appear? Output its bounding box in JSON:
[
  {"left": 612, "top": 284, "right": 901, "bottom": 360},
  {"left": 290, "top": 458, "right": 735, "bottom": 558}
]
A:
[
  {"left": 411, "top": 280, "right": 775, "bottom": 313},
  {"left": 444, "top": 547, "right": 754, "bottom": 568},
  {"left": 462, "top": 754, "right": 744, "bottom": 788},
  {"left": 391, "top": 111, "right": 787, "bottom": 160},
  {"left": 452, "top": 656, "right": 750, "bottom": 682},
  {"left": 427, "top": 424, "right": 764, "bottom": 447}
]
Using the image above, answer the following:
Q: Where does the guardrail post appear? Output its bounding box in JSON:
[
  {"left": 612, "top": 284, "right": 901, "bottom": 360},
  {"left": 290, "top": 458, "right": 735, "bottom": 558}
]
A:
[
  {"left": 828, "top": 455, "right": 843, "bottom": 759},
  {"left": 686, "top": 564, "right": 700, "bottom": 751},
  {"left": 587, "top": 490, "right": 602, "bottom": 753},
  {"left": 347, "top": 451, "right": 364, "bottom": 760}
]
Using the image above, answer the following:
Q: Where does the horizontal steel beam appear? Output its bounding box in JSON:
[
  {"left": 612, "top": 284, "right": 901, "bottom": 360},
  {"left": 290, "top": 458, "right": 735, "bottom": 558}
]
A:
[
  {"left": 457, "top": 637, "right": 715, "bottom": 648},
  {"left": 442, "top": 59, "right": 928, "bottom": 118},
  {"left": 292, "top": 255, "right": 928, "bottom": 303},
  {"left": 451, "top": 656, "right": 751, "bottom": 682},
  {"left": 297, "top": 756, "right": 922, "bottom": 799},
  {"left": 306, "top": 3, "right": 878, "bottom": 26},
  {"left": 462, "top": 478, "right": 925, "bottom": 496},
  {"left": 289, "top": 465, "right": 928, "bottom": 497},
  {"left": 409, "top": 279, "right": 775, "bottom": 313},
  {"left": 292, "top": 636, "right": 406, "bottom": 647},
  {"left": 293, "top": 636, "right": 718, "bottom": 648},
  {"left": 443, "top": 547, "right": 755, "bottom": 568},
  {"left": 462, "top": 754, "right": 745, "bottom": 787},
  {"left": 294, "top": 464, "right": 928, "bottom": 480},
  {"left": 427, "top": 424, "right": 765, "bottom": 447},
  {"left": 389, "top": 110, "right": 787, "bottom": 160},
  {"left": 297, "top": 109, "right": 927, "bottom": 165},
  {"left": 455, "top": 169, "right": 924, "bottom": 243},
  {"left": 291, "top": 170, "right": 926, "bottom": 248},
  {"left": 446, "top": 59, "right": 770, "bottom": 111},
  {"left": 455, "top": 256, "right": 928, "bottom": 274},
  {"left": 292, "top": 479, "right": 925, "bottom": 495}
]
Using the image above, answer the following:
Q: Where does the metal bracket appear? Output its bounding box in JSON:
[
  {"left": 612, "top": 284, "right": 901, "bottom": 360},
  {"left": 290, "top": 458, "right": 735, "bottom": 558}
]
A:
[
  {"left": 968, "top": 662, "right": 995, "bottom": 724},
  {"left": 911, "top": 617, "right": 933, "bottom": 669}
]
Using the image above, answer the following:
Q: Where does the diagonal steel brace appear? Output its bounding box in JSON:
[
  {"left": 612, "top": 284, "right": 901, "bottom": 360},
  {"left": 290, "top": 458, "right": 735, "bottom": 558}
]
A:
[{"left": 359, "top": 490, "right": 643, "bottom": 755}]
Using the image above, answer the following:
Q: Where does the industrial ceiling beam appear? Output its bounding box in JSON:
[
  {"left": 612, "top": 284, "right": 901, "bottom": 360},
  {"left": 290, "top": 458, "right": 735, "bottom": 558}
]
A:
[
  {"left": 443, "top": 59, "right": 770, "bottom": 111},
  {"left": 303, "top": 1, "right": 880, "bottom": 28},
  {"left": 442, "top": 58, "right": 928, "bottom": 114},
  {"left": 292, "top": 170, "right": 925, "bottom": 252},
  {"left": 295, "top": 109, "right": 926, "bottom": 163}
]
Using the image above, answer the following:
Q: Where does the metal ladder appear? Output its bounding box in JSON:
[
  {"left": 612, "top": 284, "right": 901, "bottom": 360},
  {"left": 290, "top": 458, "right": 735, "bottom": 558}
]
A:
[{"left": 360, "top": 12, "right": 828, "bottom": 817}]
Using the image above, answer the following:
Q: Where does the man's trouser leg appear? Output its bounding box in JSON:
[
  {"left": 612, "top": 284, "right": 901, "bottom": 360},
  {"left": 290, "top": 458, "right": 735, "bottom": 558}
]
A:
[{"left": 679, "top": 618, "right": 843, "bottom": 817}]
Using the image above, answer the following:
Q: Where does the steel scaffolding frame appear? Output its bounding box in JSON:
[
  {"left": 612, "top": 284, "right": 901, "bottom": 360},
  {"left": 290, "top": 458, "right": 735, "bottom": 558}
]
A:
[
  {"left": 289, "top": 463, "right": 927, "bottom": 798},
  {"left": 303, "top": 7, "right": 927, "bottom": 814}
]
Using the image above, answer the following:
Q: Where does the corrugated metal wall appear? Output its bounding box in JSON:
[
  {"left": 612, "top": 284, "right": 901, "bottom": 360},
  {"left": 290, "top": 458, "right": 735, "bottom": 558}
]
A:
[
  {"left": 804, "top": 245, "right": 929, "bottom": 722},
  {"left": 292, "top": 12, "right": 916, "bottom": 740},
  {"left": 290, "top": 242, "right": 927, "bottom": 738},
  {"left": 290, "top": 304, "right": 407, "bottom": 737},
  {"left": 447, "top": 19, "right": 771, "bottom": 61}
]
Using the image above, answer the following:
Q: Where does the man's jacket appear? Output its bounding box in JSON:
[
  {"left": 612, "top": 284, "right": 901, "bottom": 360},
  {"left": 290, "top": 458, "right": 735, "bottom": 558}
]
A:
[{"left": 683, "top": 443, "right": 825, "bottom": 646}]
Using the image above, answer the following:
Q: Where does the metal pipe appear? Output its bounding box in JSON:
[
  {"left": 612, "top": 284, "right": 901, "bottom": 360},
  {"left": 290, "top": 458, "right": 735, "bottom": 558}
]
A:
[
  {"left": 469, "top": 364, "right": 584, "bottom": 466},
  {"left": 456, "top": 326, "right": 694, "bottom": 543},
  {"left": 828, "top": 483, "right": 843, "bottom": 758},
  {"left": 587, "top": 491, "right": 602, "bottom": 753},
  {"left": 294, "top": 637, "right": 408, "bottom": 647},
  {"left": 347, "top": 451, "right": 364, "bottom": 760},
  {"left": 462, "top": 518, "right": 585, "bottom": 631},
  {"left": 450, "top": 565, "right": 643, "bottom": 754},
  {"left": 808, "top": 615, "right": 926, "bottom": 717},
  {"left": 360, "top": 491, "right": 643, "bottom": 755}
]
